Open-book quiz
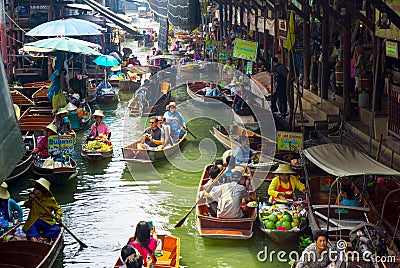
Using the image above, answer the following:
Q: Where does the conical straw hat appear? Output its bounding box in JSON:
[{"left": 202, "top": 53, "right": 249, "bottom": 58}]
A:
[
  {"left": 1, "top": 182, "right": 8, "bottom": 188},
  {"left": 29, "top": 177, "right": 53, "bottom": 196},
  {"left": 46, "top": 123, "right": 58, "bottom": 134},
  {"left": 64, "top": 102, "right": 78, "bottom": 111},
  {"left": 272, "top": 164, "right": 296, "bottom": 174},
  {"left": 0, "top": 186, "right": 10, "bottom": 199}
]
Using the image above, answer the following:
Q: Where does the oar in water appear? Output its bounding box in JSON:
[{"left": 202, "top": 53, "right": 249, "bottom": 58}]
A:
[
  {"left": 175, "top": 167, "right": 225, "bottom": 228},
  {"left": 32, "top": 196, "right": 88, "bottom": 248},
  {"left": 182, "top": 126, "right": 196, "bottom": 139}
]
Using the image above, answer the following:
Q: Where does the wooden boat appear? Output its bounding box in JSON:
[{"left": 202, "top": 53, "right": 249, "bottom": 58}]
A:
[
  {"left": 122, "top": 132, "right": 187, "bottom": 163},
  {"left": 32, "top": 87, "right": 51, "bottom": 107},
  {"left": 96, "top": 87, "right": 117, "bottom": 103},
  {"left": 14, "top": 68, "right": 47, "bottom": 84},
  {"left": 18, "top": 107, "right": 54, "bottom": 134},
  {"left": 302, "top": 144, "right": 400, "bottom": 266},
  {"left": 232, "top": 107, "right": 258, "bottom": 130},
  {"left": 10, "top": 90, "right": 35, "bottom": 113},
  {"left": 9, "top": 81, "right": 51, "bottom": 98},
  {"left": 0, "top": 224, "right": 64, "bottom": 268},
  {"left": 81, "top": 140, "right": 113, "bottom": 161},
  {"left": 186, "top": 82, "right": 229, "bottom": 104},
  {"left": 196, "top": 165, "right": 257, "bottom": 239},
  {"left": 108, "top": 78, "right": 120, "bottom": 87},
  {"left": 6, "top": 133, "right": 36, "bottom": 184},
  {"left": 210, "top": 125, "right": 276, "bottom": 157},
  {"left": 129, "top": 90, "right": 171, "bottom": 117},
  {"left": 32, "top": 156, "right": 78, "bottom": 185},
  {"left": 113, "top": 234, "right": 180, "bottom": 268},
  {"left": 118, "top": 79, "right": 140, "bottom": 91}
]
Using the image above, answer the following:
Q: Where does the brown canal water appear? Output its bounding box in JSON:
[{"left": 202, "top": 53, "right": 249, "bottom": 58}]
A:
[{"left": 7, "top": 41, "right": 304, "bottom": 267}]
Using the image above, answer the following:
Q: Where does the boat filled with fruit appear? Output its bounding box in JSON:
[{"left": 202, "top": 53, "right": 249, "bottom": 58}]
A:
[
  {"left": 257, "top": 200, "right": 308, "bottom": 243},
  {"left": 81, "top": 134, "right": 113, "bottom": 161}
]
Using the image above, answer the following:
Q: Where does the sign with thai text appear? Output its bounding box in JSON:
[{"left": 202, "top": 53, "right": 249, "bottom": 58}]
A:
[
  {"left": 218, "top": 49, "right": 233, "bottom": 62},
  {"left": 277, "top": 131, "right": 303, "bottom": 152},
  {"left": 48, "top": 134, "right": 75, "bottom": 155},
  {"left": 386, "top": 41, "right": 399, "bottom": 59},
  {"left": 233, "top": 39, "right": 258, "bottom": 61}
]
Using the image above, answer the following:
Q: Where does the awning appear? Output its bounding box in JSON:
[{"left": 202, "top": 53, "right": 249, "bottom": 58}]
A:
[
  {"left": 302, "top": 144, "right": 400, "bottom": 177},
  {"left": 82, "top": 0, "right": 140, "bottom": 35},
  {"left": 65, "top": 4, "right": 93, "bottom": 11}
]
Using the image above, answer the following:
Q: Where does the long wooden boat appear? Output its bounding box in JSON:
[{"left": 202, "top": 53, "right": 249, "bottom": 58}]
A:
[
  {"left": 118, "top": 79, "right": 140, "bottom": 91},
  {"left": 113, "top": 234, "right": 180, "bottom": 268},
  {"left": 196, "top": 165, "right": 257, "bottom": 239},
  {"left": 257, "top": 202, "right": 308, "bottom": 243},
  {"left": 210, "top": 125, "right": 276, "bottom": 157},
  {"left": 18, "top": 107, "right": 54, "bottom": 134},
  {"left": 0, "top": 224, "right": 64, "bottom": 268},
  {"left": 96, "top": 87, "right": 117, "bottom": 103},
  {"left": 32, "top": 87, "right": 51, "bottom": 107},
  {"left": 9, "top": 81, "right": 51, "bottom": 98},
  {"left": 129, "top": 90, "right": 171, "bottom": 117},
  {"left": 10, "top": 90, "right": 35, "bottom": 113},
  {"left": 81, "top": 140, "right": 113, "bottom": 161},
  {"left": 6, "top": 133, "right": 36, "bottom": 184},
  {"left": 108, "top": 78, "right": 120, "bottom": 87},
  {"left": 122, "top": 132, "right": 187, "bottom": 163},
  {"left": 32, "top": 156, "right": 78, "bottom": 185},
  {"left": 186, "top": 82, "right": 228, "bottom": 104}
]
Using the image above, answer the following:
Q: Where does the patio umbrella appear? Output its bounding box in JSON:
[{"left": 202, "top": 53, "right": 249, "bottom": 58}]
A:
[
  {"left": 94, "top": 55, "right": 120, "bottom": 83},
  {"left": 23, "top": 37, "right": 101, "bottom": 55},
  {"left": 26, "top": 18, "right": 102, "bottom": 37}
]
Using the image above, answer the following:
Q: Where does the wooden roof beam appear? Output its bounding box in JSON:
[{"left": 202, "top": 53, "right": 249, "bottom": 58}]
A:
[
  {"left": 345, "top": 3, "right": 374, "bottom": 31},
  {"left": 315, "top": 0, "right": 341, "bottom": 21},
  {"left": 288, "top": 3, "right": 306, "bottom": 20},
  {"left": 369, "top": 0, "right": 400, "bottom": 31}
]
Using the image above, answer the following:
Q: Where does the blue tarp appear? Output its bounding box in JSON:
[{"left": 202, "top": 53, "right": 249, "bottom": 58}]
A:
[{"left": 48, "top": 53, "right": 64, "bottom": 102}]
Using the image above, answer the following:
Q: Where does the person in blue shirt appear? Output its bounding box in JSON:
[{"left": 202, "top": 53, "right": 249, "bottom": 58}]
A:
[
  {"left": 336, "top": 184, "right": 361, "bottom": 207},
  {"left": 0, "top": 182, "right": 23, "bottom": 224},
  {"left": 235, "top": 136, "right": 258, "bottom": 165},
  {"left": 163, "top": 102, "right": 186, "bottom": 143}
]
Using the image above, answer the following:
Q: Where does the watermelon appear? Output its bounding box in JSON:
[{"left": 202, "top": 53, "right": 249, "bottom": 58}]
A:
[
  {"left": 282, "top": 214, "right": 292, "bottom": 222},
  {"left": 281, "top": 221, "right": 292, "bottom": 230},
  {"left": 264, "top": 221, "right": 276, "bottom": 230},
  {"left": 268, "top": 214, "right": 278, "bottom": 223}
]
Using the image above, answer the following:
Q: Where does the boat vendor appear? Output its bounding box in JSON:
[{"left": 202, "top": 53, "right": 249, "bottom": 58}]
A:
[
  {"left": 89, "top": 110, "right": 111, "bottom": 140},
  {"left": 96, "top": 80, "right": 112, "bottom": 95},
  {"left": 23, "top": 178, "right": 62, "bottom": 243},
  {"left": 336, "top": 184, "right": 361, "bottom": 207},
  {"left": 202, "top": 168, "right": 255, "bottom": 219},
  {"left": 178, "top": 53, "right": 191, "bottom": 65},
  {"left": 267, "top": 164, "right": 307, "bottom": 203},
  {"left": 235, "top": 136, "right": 258, "bottom": 165},
  {"left": 32, "top": 123, "right": 58, "bottom": 158},
  {"left": 0, "top": 182, "right": 23, "bottom": 225},
  {"left": 137, "top": 116, "right": 163, "bottom": 150},
  {"left": 54, "top": 108, "right": 76, "bottom": 139},
  {"left": 296, "top": 230, "right": 333, "bottom": 268},
  {"left": 163, "top": 102, "right": 186, "bottom": 143}
]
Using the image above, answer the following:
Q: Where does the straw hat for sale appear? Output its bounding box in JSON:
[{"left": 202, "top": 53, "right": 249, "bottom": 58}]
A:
[
  {"left": 272, "top": 164, "right": 296, "bottom": 174},
  {"left": 92, "top": 110, "right": 106, "bottom": 118},
  {"left": 111, "top": 65, "right": 121, "bottom": 72},
  {"left": 29, "top": 177, "right": 53, "bottom": 196},
  {"left": 46, "top": 123, "right": 58, "bottom": 134},
  {"left": 0, "top": 186, "right": 10, "bottom": 199}
]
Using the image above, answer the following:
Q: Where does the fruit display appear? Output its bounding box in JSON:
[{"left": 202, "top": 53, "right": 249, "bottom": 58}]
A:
[
  {"left": 83, "top": 140, "right": 113, "bottom": 152},
  {"left": 259, "top": 201, "right": 308, "bottom": 231}
]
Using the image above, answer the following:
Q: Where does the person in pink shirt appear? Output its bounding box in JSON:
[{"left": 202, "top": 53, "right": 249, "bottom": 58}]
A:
[
  {"left": 89, "top": 110, "right": 111, "bottom": 140},
  {"left": 128, "top": 221, "right": 158, "bottom": 267}
]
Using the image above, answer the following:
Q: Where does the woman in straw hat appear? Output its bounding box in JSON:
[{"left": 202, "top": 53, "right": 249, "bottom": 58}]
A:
[
  {"left": 89, "top": 110, "right": 111, "bottom": 140},
  {"left": 23, "top": 178, "right": 62, "bottom": 242},
  {"left": 267, "top": 164, "right": 307, "bottom": 203},
  {"left": 0, "top": 182, "right": 23, "bottom": 225},
  {"left": 32, "top": 123, "right": 58, "bottom": 158}
]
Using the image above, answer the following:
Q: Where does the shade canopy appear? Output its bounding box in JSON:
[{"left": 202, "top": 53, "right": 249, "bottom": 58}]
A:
[
  {"left": 26, "top": 18, "right": 102, "bottom": 37},
  {"left": 23, "top": 37, "right": 101, "bottom": 55},
  {"left": 302, "top": 144, "right": 400, "bottom": 177},
  {"left": 94, "top": 55, "right": 120, "bottom": 67}
]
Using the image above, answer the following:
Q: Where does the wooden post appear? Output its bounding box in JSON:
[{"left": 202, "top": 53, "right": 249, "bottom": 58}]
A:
[
  {"left": 342, "top": 11, "right": 352, "bottom": 120},
  {"left": 219, "top": 0, "right": 223, "bottom": 41},
  {"left": 302, "top": 6, "right": 311, "bottom": 90},
  {"left": 321, "top": 7, "right": 329, "bottom": 99}
]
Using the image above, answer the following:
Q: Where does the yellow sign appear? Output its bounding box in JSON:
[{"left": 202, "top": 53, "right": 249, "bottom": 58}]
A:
[
  {"left": 48, "top": 134, "right": 75, "bottom": 155},
  {"left": 386, "top": 41, "right": 399, "bottom": 59},
  {"left": 277, "top": 131, "right": 303, "bottom": 152},
  {"left": 233, "top": 39, "right": 258, "bottom": 61}
]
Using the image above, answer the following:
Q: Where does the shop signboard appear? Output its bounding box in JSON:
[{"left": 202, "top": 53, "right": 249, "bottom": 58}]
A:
[
  {"left": 48, "top": 134, "right": 75, "bottom": 155},
  {"left": 218, "top": 49, "right": 233, "bottom": 62},
  {"left": 386, "top": 41, "right": 399, "bottom": 59},
  {"left": 233, "top": 39, "right": 258, "bottom": 61},
  {"left": 206, "top": 40, "right": 220, "bottom": 51},
  {"left": 257, "top": 16, "right": 265, "bottom": 33},
  {"left": 277, "top": 131, "right": 303, "bottom": 152}
]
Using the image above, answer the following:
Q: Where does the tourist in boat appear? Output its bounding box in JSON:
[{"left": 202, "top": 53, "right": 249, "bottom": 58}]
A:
[
  {"left": 235, "top": 136, "right": 258, "bottom": 165},
  {"left": 193, "top": 50, "right": 203, "bottom": 61},
  {"left": 231, "top": 85, "right": 249, "bottom": 113},
  {"left": 0, "top": 182, "right": 23, "bottom": 224},
  {"left": 267, "top": 164, "right": 307, "bottom": 203},
  {"left": 172, "top": 40, "right": 182, "bottom": 51},
  {"left": 89, "top": 110, "right": 111, "bottom": 140},
  {"left": 163, "top": 102, "right": 186, "bottom": 143},
  {"left": 296, "top": 230, "right": 334, "bottom": 268},
  {"left": 202, "top": 164, "right": 224, "bottom": 217},
  {"left": 23, "top": 178, "right": 62, "bottom": 243},
  {"left": 178, "top": 53, "right": 191, "bottom": 65},
  {"left": 119, "top": 244, "right": 144, "bottom": 268},
  {"left": 205, "top": 84, "right": 222, "bottom": 97},
  {"left": 32, "top": 123, "right": 58, "bottom": 158},
  {"left": 336, "top": 184, "right": 361, "bottom": 207},
  {"left": 202, "top": 168, "right": 255, "bottom": 219},
  {"left": 128, "top": 221, "right": 158, "bottom": 267},
  {"left": 137, "top": 116, "right": 162, "bottom": 150},
  {"left": 157, "top": 116, "right": 173, "bottom": 147},
  {"left": 220, "top": 155, "right": 236, "bottom": 183}
]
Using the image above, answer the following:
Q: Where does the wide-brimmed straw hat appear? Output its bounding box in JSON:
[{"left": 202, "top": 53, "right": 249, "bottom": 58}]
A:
[
  {"left": 273, "top": 164, "right": 296, "bottom": 174},
  {"left": 92, "top": 110, "right": 106, "bottom": 118},
  {"left": 56, "top": 108, "right": 68, "bottom": 115},
  {"left": 166, "top": 102, "right": 177, "bottom": 110},
  {"left": 64, "top": 102, "right": 78, "bottom": 112},
  {"left": 29, "top": 177, "right": 53, "bottom": 196},
  {"left": 231, "top": 166, "right": 250, "bottom": 176},
  {"left": 46, "top": 123, "right": 58, "bottom": 134},
  {"left": 0, "top": 186, "right": 10, "bottom": 199},
  {"left": 1, "top": 182, "right": 8, "bottom": 188},
  {"left": 111, "top": 65, "right": 121, "bottom": 71}
]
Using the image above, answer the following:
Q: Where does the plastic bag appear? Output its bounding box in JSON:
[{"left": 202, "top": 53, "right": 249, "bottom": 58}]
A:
[{"left": 52, "top": 90, "right": 67, "bottom": 110}]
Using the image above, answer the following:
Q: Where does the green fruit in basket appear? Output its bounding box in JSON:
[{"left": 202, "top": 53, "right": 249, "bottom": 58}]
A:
[
  {"left": 282, "top": 214, "right": 292, "bottom": 222},
  {"left": 275, "top": 221, "right": 283, "bottom": 227},
  {"left": 268, "top": 214, "right": 278, "bottom": 223},
  {"left": 264, "top": 221, "right": 276, "bottom": 230},
  {"left": 281, "top": 221, "right": 292, "bottom": 230}
]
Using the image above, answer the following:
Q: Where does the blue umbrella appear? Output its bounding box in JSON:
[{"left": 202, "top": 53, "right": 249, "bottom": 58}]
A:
[{"left": 94, "top": 55, "right": 120, "bottom": 67}]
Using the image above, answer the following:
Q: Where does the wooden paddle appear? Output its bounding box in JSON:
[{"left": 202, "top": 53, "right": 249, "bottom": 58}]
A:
[
  {"left": 32, "top": 196, "right": 88, "bottom": 248},
  {"left": 175, "top": 167, "right": 225, "bottom": 228},
  {"left": 182, "top": 126, "right": 197, "bottom": 139}
]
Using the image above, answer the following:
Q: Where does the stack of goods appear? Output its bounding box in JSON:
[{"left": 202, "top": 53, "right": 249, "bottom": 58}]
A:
[
  {"left": 83, "top": 135, "right": 112, "bottom": 153},
  {"left": 259, "top": 201, "right": 308, "bottom": 231}
]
